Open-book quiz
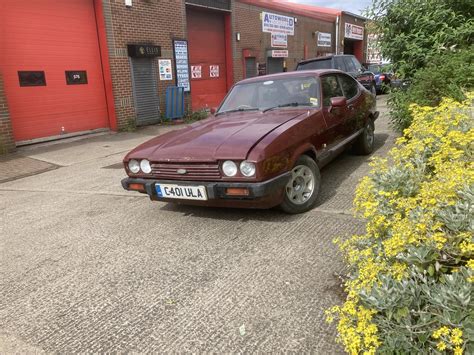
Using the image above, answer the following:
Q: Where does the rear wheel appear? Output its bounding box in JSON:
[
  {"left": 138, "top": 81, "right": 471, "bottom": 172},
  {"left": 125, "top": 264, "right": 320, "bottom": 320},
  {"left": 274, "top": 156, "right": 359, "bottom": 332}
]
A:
[
  {"left": 354, "top": 119, "right": 375, "bottom": 155},
  {"left": 280, "top": 155, "right": 320, "bottom": 214}
]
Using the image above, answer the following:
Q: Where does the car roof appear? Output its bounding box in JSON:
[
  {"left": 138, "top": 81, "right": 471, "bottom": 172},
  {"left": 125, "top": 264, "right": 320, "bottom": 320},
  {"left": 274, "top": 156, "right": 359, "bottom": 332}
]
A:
[
  {"left": 298, "top": 54, "right": 354, "bottom": 65},
  {"left": 237, "top": 69, "right": 345, "bottom": 85}
]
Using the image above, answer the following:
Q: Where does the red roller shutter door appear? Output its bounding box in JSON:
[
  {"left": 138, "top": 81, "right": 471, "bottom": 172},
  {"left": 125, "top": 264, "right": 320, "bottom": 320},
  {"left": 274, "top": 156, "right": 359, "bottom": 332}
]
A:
[
  {"left": 187, "top": 7, "right": 227, "bottom": 111},
  {"left": 0, "top": 0, "right": 109, "bottom": 142}
]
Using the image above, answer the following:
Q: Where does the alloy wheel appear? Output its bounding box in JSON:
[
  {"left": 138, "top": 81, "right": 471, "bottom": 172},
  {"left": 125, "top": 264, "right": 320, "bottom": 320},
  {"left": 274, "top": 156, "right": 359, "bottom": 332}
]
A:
[{"left": 285, "top": 165, "right": 315, "bottom": 205}]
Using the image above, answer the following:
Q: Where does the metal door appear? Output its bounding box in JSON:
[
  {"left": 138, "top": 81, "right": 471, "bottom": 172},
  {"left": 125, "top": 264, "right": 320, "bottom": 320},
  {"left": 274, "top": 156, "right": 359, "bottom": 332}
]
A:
[
  {"left": 245, "top": 57, "right": 257, "bottom": 78},
  {"left": 267, "top": 57, "right": 284, "bottom": 74},
  {"left": 131, "top": 58, "right": 160, "bottom": 126}
]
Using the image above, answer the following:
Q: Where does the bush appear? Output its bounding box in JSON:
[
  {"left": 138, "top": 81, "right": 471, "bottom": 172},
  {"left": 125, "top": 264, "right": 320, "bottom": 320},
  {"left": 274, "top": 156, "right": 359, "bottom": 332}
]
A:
[
  {"left": 327, "top": 95, "right": 474, "bottom": 354},
  {"left": 388, "top": 49, "right": 474, "bottom": 132}
]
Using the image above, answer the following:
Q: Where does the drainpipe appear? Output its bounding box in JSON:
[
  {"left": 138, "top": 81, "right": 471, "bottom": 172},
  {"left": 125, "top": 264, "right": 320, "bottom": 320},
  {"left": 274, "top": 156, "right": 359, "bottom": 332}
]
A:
[{"left": 335, "top": 15, "right": 340, "bottom": 54}]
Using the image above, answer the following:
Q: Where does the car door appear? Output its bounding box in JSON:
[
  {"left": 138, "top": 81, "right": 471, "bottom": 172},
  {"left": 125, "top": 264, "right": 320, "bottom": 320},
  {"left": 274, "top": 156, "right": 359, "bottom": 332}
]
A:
[
  {"left": 320, "top": 74, "right": 347, "bottom": 149},
  {"left": 337, "top": 73, "right": 363, "bottom": 136}
]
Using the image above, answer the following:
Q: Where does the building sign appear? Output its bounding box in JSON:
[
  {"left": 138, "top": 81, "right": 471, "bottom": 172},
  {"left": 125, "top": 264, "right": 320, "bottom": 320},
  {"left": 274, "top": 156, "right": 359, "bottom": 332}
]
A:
[
  {"left": 191, "top": 65, "right": 202, "bottom": 79},
  {"left": 209, "top": 65, "right": 219, "bottom": 78},
  {"left": 127, "top": 44, "right": 161, "bottom": 58},
  {"left": 271, "top": 50, "right": 288, "bottom": 58},
  {"left": 173, "top": 39, "right": 190, "bottom": 92},
  {"left": 262, "top": 12, "right": 294, "bottom": 35},
  {"left": 271, "top": 33, "right": 287, "bottom": 48},
  {"left": 158, "top": 59, "right": 172, "bottom": 81},
  {"left": 317, "top": 32, "right": 332, "bottom": 47},
  {"left": 344, "top": 23, "right": 364, "bottom": 40},
  {"left": 65, "top": 70, "right": 88, "bottom": 85}
]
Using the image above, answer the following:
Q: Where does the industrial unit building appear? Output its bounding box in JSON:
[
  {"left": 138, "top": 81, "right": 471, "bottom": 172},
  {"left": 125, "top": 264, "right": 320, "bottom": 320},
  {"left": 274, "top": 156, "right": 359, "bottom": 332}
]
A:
[{"left": 0, "top": 0, "right": 367, "bottom": 152}]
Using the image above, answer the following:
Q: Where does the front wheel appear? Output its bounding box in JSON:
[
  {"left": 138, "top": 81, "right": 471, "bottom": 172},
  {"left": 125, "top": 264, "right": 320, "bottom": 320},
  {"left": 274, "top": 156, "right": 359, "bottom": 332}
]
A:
[
  {"left": 280, "top": 155, "right": 320, "bottom": 214},
  {"left": 354, "top": 119, "right": 375, "bottom": 155}
]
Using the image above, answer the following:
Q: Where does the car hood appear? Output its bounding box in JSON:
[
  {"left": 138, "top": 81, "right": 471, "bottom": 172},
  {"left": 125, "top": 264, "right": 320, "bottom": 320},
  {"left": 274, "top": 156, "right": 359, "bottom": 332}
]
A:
[{"left": 126, "top": 109, "right": 309, "bottom": 161}]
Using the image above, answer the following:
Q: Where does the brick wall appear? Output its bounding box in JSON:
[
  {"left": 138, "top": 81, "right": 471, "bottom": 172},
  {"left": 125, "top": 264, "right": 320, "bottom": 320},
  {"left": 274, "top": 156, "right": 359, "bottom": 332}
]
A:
[
  {"left": 340, "top": 13, "right": 368, "bottom": 62},
  {"left": 232, "top": 2, "right": 336, "bottom": 82},
  {"left": 102, "top": 0, "right": 188, "bottom": 129},
  {"left": 0, "top": 73, "right": 15, "bottom": 154}
]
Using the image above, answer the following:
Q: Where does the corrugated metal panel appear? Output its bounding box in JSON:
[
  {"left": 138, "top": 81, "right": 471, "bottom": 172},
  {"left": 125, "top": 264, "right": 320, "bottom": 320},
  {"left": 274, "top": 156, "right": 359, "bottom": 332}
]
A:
[
  {"left": 267, "top": 57, "right": 284, "bottom": 74},
  {"left": 2, "top": 0, "right": 109, "bottom": 142},
  {"left": 130, "top": 58, "right": 160, "bottom": 126},
  {"left": 245, "top": 57, "right": 257, "bottom": 78},
  {"left": 185, "top": 0, "right": 231, "bottom": 11},
  {"left": 187, "top": 7, "right": 227, "bottom": 111}
]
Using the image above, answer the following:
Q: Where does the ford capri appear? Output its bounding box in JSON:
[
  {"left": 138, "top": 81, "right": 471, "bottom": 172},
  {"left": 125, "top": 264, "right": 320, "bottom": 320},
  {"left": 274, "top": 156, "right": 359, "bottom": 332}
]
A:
[{"left": 122, "top": 70, "right": 378, "bottom": 214}]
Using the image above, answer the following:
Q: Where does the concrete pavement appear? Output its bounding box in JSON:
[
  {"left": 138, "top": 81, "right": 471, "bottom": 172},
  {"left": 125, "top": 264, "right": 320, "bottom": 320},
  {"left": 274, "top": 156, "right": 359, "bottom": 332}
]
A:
[{"left": 0, "top": 96, "right": 396, "bottom": 352}]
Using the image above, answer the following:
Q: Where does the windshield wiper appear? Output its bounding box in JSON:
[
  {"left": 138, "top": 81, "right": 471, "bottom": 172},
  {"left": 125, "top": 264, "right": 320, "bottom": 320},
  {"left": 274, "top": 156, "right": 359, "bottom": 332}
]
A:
[
  {"left": 215, "top": 107, "right": 259, "bottom": 116},
  {"left": 262, "top": 102, "right": 312, "bottom": 113}
]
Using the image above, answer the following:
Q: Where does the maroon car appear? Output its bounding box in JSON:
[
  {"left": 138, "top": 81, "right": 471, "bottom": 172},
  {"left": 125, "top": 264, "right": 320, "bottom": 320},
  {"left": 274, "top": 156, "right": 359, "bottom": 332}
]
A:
[{"left": 122, "top": 70, "right": 378, "bottom": 213}]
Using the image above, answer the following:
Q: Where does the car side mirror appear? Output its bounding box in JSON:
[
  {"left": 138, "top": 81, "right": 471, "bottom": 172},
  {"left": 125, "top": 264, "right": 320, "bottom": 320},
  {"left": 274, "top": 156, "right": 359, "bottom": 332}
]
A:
[
  {"left": 210, "top": 107, "right": 217, "bottom": 115},
  {"left": 329, "top": 96, "right": 347, "bottom": 113}
]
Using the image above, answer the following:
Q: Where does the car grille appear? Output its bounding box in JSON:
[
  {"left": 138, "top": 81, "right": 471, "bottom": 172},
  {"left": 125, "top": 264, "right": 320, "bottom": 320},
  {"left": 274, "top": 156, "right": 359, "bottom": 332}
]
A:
[{"left": 150, "top": 162, "right": 221, "bottom": 180}]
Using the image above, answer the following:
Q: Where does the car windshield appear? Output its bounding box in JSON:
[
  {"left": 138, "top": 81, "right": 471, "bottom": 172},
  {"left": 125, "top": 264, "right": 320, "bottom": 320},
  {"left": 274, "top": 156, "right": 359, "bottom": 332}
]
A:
[
  {"left": 297, "top": 59, "right": 332, "bottom": 70},
  {"left": 217, "top": 76, "right": 320, "bottom": 114}
]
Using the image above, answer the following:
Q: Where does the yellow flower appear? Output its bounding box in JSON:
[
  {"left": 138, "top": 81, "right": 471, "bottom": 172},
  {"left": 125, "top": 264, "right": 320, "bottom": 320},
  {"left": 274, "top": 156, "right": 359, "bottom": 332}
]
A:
[
  {"left": 450, "top": 328, "right": 463, "bottom": 346},
  {"left": 454, "top": 346, "right": 463, "bottom": 355},
  {"left": 436, "top": 341, "right": 447, "bottom": 351}
]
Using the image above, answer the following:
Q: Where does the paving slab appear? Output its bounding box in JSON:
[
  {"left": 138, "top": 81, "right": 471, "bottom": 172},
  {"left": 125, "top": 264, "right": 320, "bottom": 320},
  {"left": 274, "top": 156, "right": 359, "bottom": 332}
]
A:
[{"left": 0, "top": 96, "right": 396, "bottom": 353}]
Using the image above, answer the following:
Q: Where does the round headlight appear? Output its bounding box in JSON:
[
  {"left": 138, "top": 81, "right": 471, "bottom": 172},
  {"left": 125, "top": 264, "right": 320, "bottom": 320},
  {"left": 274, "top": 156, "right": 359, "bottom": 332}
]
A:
[
  {"left": 128, "top": 159, "right": 140, "bottom": 174},
  {"left": 222, "top": 160, "right": 238, "bottom": 177},
  {"left": 140, "top": 159, "right": 152, "bottom": 174},
  {"left": 240, "top": 161, "right": 256, "bottom": 177}
]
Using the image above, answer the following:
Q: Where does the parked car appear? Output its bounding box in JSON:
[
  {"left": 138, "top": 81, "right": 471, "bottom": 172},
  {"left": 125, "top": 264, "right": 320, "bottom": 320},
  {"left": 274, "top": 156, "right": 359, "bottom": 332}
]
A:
[
  {"left": 366, "top": 63, "right": 393, "bottom": 93},
  {"left": 122, "top": 70, "right": 379, "bottom": 214},
  {"left": 296, "top": 55, "right": 377, "bottom": 95}
]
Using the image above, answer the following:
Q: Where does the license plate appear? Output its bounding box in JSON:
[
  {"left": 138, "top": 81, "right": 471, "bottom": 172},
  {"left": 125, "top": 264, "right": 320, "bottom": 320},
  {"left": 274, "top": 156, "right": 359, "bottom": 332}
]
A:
[{"left": 155, "top": 183, "right": 208, "bottom": 201}]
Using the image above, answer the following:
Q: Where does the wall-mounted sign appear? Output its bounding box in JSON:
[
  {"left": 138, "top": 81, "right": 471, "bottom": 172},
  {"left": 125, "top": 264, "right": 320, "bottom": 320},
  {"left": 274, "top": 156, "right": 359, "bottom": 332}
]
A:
[
  {"left": 258, "top": 63, "right": 267, "bottom": 76},
  {"left": 18, "top": 71, "right": 46, "bottom": 87},
  {"left": 191, "top": 65, "right": 202, "bottom": 79},
  {"left": 158, "top": 59, "right": 173, "bottom": 81},
  {"left": 173, "top": 39, "right": 191, "bottom": 92},
  {"left": 65, "top": 70, "right": 88, "bottom": 85},
  {"left": 209, "top": 65, "right": 219, "bottom": 78},
  {"left": 317, "top": 32, "right": 332, "bottom": 47},
  {"left": 344, "top": 23, "right": 364, "bottom": 40},
  {"left": 127, "top": 44, "right": 161, "bottom": 58},
  {"left": 262, "top": 12, "right": 294, "bottom": 35},
  {"left": 271, "top": 33, "right": 287, "bottom": 48},
  {"left": 271, "top": 50, "right": 288, "bottom": 58}
]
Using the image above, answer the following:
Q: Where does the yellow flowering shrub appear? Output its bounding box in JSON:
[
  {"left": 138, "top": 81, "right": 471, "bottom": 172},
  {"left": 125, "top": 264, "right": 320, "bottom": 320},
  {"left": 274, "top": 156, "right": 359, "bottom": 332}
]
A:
[{"left": 328, "top": 94, "right": 474, "bottom": 354}]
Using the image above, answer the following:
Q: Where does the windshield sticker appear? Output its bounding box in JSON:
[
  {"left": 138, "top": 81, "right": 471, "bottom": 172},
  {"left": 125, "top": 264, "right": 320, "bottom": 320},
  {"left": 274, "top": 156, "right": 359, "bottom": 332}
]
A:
[
  {"left": 263, "top": 81, "right": 274, "bottom": 85},
  {"left": 310, "top": 97, "right": 318, "bottom": 106}
]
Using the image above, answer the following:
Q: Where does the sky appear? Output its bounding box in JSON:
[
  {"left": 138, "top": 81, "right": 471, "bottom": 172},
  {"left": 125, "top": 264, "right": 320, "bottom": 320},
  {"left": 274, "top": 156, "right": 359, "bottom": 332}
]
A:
[{"left": 288, "top": 0, "right": 373, "bottom": 15}]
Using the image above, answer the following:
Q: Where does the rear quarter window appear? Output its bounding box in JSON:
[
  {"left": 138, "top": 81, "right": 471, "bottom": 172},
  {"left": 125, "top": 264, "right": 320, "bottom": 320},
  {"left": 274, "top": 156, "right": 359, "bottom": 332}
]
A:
[{"left": 338, "top": 74, "right": 359, "bottom": 100}]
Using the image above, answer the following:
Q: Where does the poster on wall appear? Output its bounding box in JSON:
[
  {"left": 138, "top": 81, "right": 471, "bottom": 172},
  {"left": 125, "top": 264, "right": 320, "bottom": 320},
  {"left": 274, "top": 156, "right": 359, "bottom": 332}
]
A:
[
  {"left": 191, "top": 65, "right": 202, "bottom": 79},
  {"left": 317, "top": 32, "right": 332, "bottom": 47},
  {"left": 158, "top": 59, "right": 173, "bottom": 80},
  {"left": 344, "top": 23, "right": 364, "bottom": 40},
  {"left": 258, "top": 63, "right": 267, "bottom": 76},
  {"left": 173, "top": 39, "right": 191, "bottom": 92},
  {"left": 262, "top": 11, "right": 294, "bottom": 35},
  {"left": 271, "top": 33, "right": 287, "bottom": 48},
  {"left": 209, "top": 65, "right": 220, "bottom": 78}
]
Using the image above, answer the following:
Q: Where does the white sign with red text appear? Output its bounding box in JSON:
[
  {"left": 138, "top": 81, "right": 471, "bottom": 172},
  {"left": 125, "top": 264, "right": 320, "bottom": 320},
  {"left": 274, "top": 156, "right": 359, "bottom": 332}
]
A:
[
  {"left": 191, "top": 65, "right": 202, "bottom": 79},
  {"left": 210, "top": 65, "right": 220, "bottom": 78},
  {"left": 271, "top": 33, "right": 287, "bottom": 48},
  {"left": 344, "top": 23, "right": 364, "bottom": 40},
  {"left": 271, "top": 50, "right": 288, "bottom": 58}
]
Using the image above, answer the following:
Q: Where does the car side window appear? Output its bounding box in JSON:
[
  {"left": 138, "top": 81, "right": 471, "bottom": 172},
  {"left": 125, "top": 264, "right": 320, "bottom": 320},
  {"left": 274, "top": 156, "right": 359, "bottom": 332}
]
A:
[
  {"left": 338, "top": 74, "right": 359, "bottom": 100},
  {"left": 351, "top": 57, "right": 362, "bottom": 72},
  {"left": 321, "top": 75, "right": 344, "bottom": 106},
  {"left": 344, "top": 57, "right": 356, "bottom": 72},
  {"left": 334, "top": 57, "right": 346, "bottom": 71}
]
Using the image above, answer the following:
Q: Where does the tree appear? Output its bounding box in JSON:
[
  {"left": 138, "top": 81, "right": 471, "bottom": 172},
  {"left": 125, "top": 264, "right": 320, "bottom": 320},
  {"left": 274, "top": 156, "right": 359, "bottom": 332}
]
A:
[{"left": 367, "top": 0, "right": 474, "bottom": 77}]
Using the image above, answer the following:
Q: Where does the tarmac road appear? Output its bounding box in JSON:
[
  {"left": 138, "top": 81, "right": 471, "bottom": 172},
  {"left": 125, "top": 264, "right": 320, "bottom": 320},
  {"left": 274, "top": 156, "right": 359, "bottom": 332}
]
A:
[{"left": 0, "top": 96, "right": 395, "bottom": 353}]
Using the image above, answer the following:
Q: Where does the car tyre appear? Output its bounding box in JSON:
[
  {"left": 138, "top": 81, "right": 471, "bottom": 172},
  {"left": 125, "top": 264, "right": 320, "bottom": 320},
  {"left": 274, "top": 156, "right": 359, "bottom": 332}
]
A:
[
  {"left": 354, "top": 119, "right": 375, "bottom": 155},
  {"left": 280, "top": 155, "right": 320, "bottom": 214}
]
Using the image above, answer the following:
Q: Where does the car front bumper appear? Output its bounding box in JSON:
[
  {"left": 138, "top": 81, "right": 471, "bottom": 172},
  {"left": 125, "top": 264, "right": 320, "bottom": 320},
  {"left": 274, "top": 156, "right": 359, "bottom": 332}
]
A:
[{"left": 121, "top": 172, "right": 291, "bottom": 209}]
